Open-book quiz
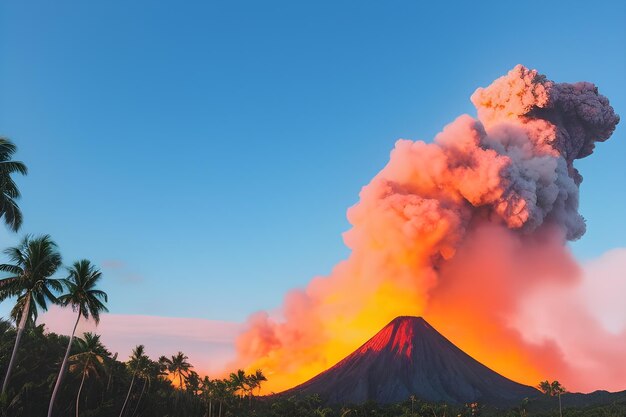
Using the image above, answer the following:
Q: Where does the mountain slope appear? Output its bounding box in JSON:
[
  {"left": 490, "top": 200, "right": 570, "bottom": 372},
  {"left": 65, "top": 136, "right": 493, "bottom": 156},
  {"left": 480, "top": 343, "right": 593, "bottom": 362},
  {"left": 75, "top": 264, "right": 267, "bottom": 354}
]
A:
[{"left": 281, "top": 316, "right": 539, "bottom": 406}]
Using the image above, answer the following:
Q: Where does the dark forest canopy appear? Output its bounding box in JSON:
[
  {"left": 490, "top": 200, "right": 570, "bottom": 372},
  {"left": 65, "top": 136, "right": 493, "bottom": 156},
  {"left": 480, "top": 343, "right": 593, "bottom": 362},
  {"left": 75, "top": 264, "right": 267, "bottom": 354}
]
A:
[{"left": 0, "top": 320, "right": 625, "bottom": 417}]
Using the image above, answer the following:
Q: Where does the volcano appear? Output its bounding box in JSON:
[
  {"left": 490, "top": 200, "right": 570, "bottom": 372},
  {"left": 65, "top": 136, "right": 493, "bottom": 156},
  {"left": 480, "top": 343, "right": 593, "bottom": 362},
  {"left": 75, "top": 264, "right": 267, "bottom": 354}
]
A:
[{"left": 281, "top": 316, "right": 539, "bottom": 406}]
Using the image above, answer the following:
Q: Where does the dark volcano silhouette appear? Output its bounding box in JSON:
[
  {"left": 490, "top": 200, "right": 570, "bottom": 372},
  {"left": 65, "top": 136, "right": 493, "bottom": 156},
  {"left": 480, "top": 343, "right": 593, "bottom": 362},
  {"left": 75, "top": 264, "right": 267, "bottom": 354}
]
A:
[{"left": 281, "top": 316, "right": 539, "bottom": 406}]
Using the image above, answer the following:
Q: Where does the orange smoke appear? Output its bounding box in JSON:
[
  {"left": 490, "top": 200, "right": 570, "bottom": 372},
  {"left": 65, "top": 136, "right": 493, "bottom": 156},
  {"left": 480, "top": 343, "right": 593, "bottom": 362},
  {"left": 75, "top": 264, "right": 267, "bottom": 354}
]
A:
[{"left": 234, "top": 65, "right": 623, "bottom": 394}]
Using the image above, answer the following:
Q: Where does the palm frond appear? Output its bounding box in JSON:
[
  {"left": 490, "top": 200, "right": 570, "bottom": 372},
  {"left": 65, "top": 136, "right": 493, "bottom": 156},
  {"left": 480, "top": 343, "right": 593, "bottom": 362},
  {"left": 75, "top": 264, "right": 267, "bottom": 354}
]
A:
[
  {"left": 88, "top": 289, "right": 108, "bottom": 301},
  {"left": 0, "top": 198, "right": 23, "bottom": 232},
  {"left": 0, "top": 264, "right": 23, "bottom": 275},
  {"left": 0, "top": 138, "right": 18, "bottom": 159},
  {"left": 0, "top": 138, "right": 27, "bottom": 231},
  {"left": 0, "top": 160, "right": 28, "bottom": 176},
  {"left": 0, "top": 176, "right": 21, "bottom": 198}
]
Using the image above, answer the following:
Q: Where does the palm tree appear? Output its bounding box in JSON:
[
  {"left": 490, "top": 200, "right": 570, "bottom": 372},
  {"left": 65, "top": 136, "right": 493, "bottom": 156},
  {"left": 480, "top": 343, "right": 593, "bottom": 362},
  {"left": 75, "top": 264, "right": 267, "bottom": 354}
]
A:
[
  {"left": 186, "top": 370, "right": 201, "bottom": 395},
  {"left": 213, "top": 379, "right": 232, "bottom": 417},
  {"left": 105, "top": 352, "right": 118, "bottom": 393},
  {"left": 68, "top": 333, "right": 109, "bottom": 417},
  {"left": 228, "top": 369, "right": 247, "bottom": 399},
  {"left": 249, "top": 369, "right": 266, "bottom": 396},
  {"left": 0, "top": 138, "right": 27, "bottom": 232},
  {"left": 242, "top": 369, "right": 266, "bottom": 407},
  {"left": 162, "top": 351, "right": 193, "bottom": 390},
  {"left": 0, "top": 234, "right": 62, "bottom": 394},
  {"left": 129, "top": 355, "right": 157, "bottom": 417},
  {"left": 200, "top": 377, "right": 215, "bottom": 417},
  {"left": 552, "top": 380, "right": 566, "bottom": 417},
  {"left": 118, "top": 345, "right": 148, "bottom": 417},
  {"left": 538, "top": 380, "right": 566, "bottom": 417},
  {"left": 47, "top": 260, "right": 108, "bottom": 417}
]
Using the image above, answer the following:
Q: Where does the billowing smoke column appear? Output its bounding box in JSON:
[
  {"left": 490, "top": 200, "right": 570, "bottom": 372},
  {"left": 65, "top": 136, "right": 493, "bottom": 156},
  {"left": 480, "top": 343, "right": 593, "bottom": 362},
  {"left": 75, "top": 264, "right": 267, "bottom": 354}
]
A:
[{"left": 235, "top": 66, "right": 623, "bottom": 393}]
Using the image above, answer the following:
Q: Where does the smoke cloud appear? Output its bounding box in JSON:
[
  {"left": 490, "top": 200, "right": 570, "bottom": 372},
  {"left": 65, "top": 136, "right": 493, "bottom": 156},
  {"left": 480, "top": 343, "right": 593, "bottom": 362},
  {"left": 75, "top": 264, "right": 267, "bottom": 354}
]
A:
[{"left": 234, "top": 65, "right": 622, "bottom": 393}]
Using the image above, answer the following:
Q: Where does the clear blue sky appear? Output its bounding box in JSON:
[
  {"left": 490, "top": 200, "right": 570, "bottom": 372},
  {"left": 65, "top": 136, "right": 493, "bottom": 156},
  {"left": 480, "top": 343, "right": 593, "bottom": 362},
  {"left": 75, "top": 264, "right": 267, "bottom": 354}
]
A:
[{"left": 1, "top": 1, "right": 624, "bottom": 322}]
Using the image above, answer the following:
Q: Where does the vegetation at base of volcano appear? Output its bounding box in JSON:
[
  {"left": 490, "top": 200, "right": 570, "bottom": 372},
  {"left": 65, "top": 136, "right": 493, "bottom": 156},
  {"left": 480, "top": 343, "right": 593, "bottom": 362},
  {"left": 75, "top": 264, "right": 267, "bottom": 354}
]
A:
[{"left": 1, "top": 322, "right": 625, "bottom": 417}]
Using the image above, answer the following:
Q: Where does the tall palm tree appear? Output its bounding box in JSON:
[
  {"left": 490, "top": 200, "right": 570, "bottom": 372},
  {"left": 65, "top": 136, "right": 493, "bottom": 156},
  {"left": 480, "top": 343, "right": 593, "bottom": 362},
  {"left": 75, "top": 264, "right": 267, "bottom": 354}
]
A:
[
  {"left": 186, "top": 370, "right": 201, "bottom": 395},
  {"left": 68, "top": 333, "right": 109, "bottom": 417},
  {"left": 241, "top": 369, "right": 266, "bottom": 406},
  {"left": 0, "top": 138, "right": 27, "bottom": 232},
  {"left": 0, "top": 234, "right": 62, "bottom": 393},
  {"left": 249, "top": 369, "right": 266, "bottom": 396},
  {"left": 105, "top": 352, "right": 118, "bottom": 393},
  {"left": 47, "top": 260, "right": 108, "bottom": 417},
  {"left": 162, "top": 352, "right": 193, "bottom": 390},
  {"left": 200, "top": 377, "right": 215, "bottom": 417},
  {"left": 552, "top": 380, "right": 566, "bottom": 417},
  {"left": 130, "top": 356, "right": 161, "bottom": 417},
  {"left": 118, "top": 345, "right": 148, "bottom": 417},
  {"left": 538, "top": 380, "right": 566, "bottom": 417},
  {"left": 213, "top": 379, "right": 231, "bottom": 417},
  {"left": 228, "top": 369, "right": 248, "bottom": 399}
]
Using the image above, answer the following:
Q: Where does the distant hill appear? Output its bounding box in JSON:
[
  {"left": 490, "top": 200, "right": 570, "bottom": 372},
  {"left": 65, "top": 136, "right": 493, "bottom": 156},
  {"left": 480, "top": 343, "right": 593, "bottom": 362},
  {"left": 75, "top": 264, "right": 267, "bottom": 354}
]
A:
[
  {"left": 281, "top": 316, "right": 539, "bottom": 406},
  {"left": 527, "top": 389, "right": 626, "bottom": 414}
]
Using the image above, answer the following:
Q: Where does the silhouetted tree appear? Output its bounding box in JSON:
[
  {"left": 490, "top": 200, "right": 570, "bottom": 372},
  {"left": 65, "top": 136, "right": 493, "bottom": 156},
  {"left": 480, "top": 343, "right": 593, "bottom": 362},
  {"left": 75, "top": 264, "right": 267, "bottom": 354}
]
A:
[
  {"left": 118, "top": 345, "right": 147, "bottom": 417},
  {"left": 249, "top": 369, "right": 267, "bottom": 396},
  {"left": 538, "top": 380, "right": 566, "bottom": 417},
  {"left": 228, "top": 369, "right": 247, "bottom": 399},
  {"left": 162, "top": 351, "right": 193, "bottom": 391},
  {"left": 68, "top": 332, "right": 109, "bottom": 417},
  {"left": 0, "top": 235, "right": 62, "bottom": 394},
  {"left": 48, "top": 260, "right": 108, "bottom": 417}
]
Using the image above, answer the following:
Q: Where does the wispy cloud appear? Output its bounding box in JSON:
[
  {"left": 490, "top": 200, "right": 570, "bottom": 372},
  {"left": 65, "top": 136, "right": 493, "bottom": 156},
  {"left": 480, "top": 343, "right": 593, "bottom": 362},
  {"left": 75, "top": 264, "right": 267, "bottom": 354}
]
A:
[
  {"left": 99, "top": 259, "right": 144, "bottom": 284},
  {"left": 41, "top": 306, "right": 242, "bottom": 376},
  {"left": 101, "top": 259, "right": 126, "bottom": 269}
]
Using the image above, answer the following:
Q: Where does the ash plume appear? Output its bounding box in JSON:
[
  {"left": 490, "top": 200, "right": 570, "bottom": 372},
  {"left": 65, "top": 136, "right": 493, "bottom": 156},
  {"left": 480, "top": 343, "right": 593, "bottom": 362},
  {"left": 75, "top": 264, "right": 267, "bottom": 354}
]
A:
[{"left": 234, "top": 65, "right": 622, "bottom": 393}]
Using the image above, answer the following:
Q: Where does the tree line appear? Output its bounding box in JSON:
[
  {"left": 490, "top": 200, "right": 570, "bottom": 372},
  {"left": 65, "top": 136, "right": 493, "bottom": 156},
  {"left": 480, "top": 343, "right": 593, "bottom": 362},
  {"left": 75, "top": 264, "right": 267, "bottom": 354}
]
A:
[{"left": 1, "top": 318, "right": 274, "bottom": 417}]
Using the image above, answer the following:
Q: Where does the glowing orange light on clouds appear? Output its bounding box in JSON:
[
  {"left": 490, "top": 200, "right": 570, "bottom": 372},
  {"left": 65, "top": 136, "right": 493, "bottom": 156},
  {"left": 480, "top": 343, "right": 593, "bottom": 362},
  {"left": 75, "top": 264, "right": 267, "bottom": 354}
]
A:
[{"left": 233, "top": 66, "right": 624, "bottom": 394}]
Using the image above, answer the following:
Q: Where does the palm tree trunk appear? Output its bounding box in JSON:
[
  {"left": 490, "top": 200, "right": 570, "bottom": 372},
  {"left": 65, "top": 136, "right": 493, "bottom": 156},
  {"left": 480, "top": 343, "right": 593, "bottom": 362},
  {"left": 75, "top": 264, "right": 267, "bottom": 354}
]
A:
[
  {"left": 130, "top": 378, "right": 147, "bottom": 417},
  {"left": 75, "top": 366, "right": 88, "bottom": 417},
  {"left": 175, "top": 373, "right": 182, "bottom": 412},
  {"left": 1, "top": 293, "right": 30, "bottom": 394},
  {"left": 103, "top": 364, "right": 113, "bottom": 405},
  {"left": 119, "top": 372, "right": 136, "bottom": 417},
  {"left": 218, "top": 400, "right": 222, "bottom": 417},
  {"left": 48, "top": 311, "right": 81, "bottom": 417}
]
